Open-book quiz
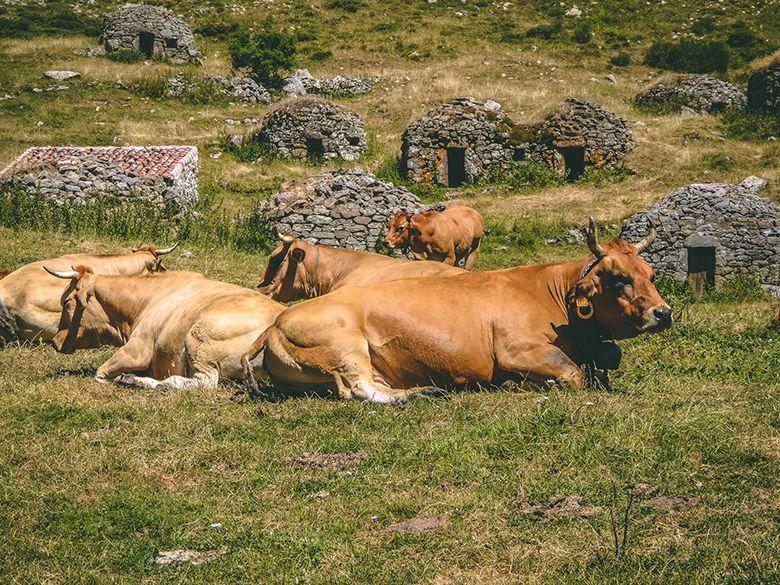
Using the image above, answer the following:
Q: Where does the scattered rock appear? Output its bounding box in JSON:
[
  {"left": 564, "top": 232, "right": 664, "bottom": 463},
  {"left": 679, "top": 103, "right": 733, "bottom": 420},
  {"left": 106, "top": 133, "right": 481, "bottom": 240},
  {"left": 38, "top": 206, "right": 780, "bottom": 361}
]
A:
[
  {"left": 565, "top": 5, "right": 582, "bottom": 17},
  {"left": 227, "top": 134, "right": 244, "bottom": 149},
  {"left": 636, "top": 75, "right": 746, "bottom": 114},
  {"left": 521, "top": 495, "right": 602, "bottom": 521},
  {"left": 741, "top": 175, "right": 768, "bottom": 191},
  {"left": 385, "top": 516, "right": 449, "bottom": 533},
  {"left": 44, "top": 70, "right": 80, "bottom": 81},
  {"left": 154, "top": 548, "right": 227, "bottom": 566},
  {"left": 180, "top": 250, "right": 193, "bottom": 258},
  {"left": 73, "top": 46, "right": 106, "bottom": 57},
  {"left": 287, "top": 452, "right": 365, "bottom": 472},
  {"left": 605, "top": 74, "right": 617, "bottom": 84},
  {"left": 641, "top": 495, "right": 701, "bottom": 512},
  {"left": 282, "top": 68, "right": 380, "bottom": 98}
]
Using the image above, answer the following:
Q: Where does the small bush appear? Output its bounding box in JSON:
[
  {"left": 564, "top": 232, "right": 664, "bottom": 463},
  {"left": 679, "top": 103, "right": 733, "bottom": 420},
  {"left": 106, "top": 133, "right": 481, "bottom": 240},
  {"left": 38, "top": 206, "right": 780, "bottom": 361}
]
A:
[
  {"left": 326, "top": 0, "right": 361, "bottom": 12},
  {"left": 0, "top": 5, "right": 101, "bottom": 38},
  {"left": 219, "top": 134, "right": 268, "bottom": 163},
  {"left": 609, "top": 52, "right": 630, "bottom": 66},
  {"left": 525, "top": 22, "right": 561, "bottom": 40},
  {"left": 644, "top": 39, "right": 730, "bottom": 73},
  {"left": 125, "top": 73, "right": 168, "bottom": 99},
  {"left": 726, "top": 21, "right": 774, "bottom": 65},
  {"left": 229, "top": 28, "right": 297, "bottom": 86},
  {"left": 722, "top": 108, "right": 780, "bottom": 141},
  {"left": 500, "top": 162, "right": 564, "bottom": 190},
  {"left": 691, "top": 16, "right": 718, "bottom": 36},
  {"left": 107, "top": 50, "right": 146, "bottom": 64},
  {"left": 573, "top": 23, "right": 592, "bottom": 44},
  {"left": 195, "top": 22, "right": 239, "bottom": 39},
  {"left": 308, "top": 48, "right": 333, "bottom": 62},
  {"left": 700, "top": 152, "right": 734, "bottom": 171}
]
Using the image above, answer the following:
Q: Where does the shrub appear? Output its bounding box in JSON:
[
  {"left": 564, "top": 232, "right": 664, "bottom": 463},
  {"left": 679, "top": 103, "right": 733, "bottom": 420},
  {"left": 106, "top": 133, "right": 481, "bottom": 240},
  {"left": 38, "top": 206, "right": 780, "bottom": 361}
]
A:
[
  {"left": 573, "top": 23, "right": 592, "bottom": 44},
  {"left": 326, "top": 0, "right": 361, "bottom": 12},
  {"left": 107, "top": 50, "right": 146, "bottom": 64},
  {"left": 0, "top": 5, "right": 101, "bottom": 38},
  {"left": 644, "top": 39, "right": 730, "bottom": 73},
  {"left": 609, "top": 52, "right": 630, "bottom": 66},
  {"left": 726, "top": 21, "right": 774, "bottom": 64},
  {"left": 502, "top": 162, "right": 564, "bottom": 190},
  {"left": 125, "top": 72, "right": 168, "bottom": 99},
  {"left": 308, "top": 48, "right": 333, "bottom": 62},
  {"left": 195, "top": 21, "right": 239, "bottom": 39},
  {"left": 229, "top": 29, "right": 297, "bottom": 85},
  {"left": 721, "top": 108, "right": 780, "bottom": 141},
  {"left": 525, "top": 22, "right": 561, "bottom": 40},
  {"left": 219, "top": 134, "right": 268, "bottom": 163},
  {"left": 691, "top": 16, "right": 718, "bottom": 36}
]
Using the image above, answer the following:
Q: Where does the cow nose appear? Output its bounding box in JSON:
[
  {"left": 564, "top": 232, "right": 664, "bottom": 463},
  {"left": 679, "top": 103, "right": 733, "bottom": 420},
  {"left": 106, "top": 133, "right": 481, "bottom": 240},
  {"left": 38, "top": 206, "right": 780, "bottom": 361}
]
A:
[{"left": 653, "top": 306, "right": 673, "bottom": 324}]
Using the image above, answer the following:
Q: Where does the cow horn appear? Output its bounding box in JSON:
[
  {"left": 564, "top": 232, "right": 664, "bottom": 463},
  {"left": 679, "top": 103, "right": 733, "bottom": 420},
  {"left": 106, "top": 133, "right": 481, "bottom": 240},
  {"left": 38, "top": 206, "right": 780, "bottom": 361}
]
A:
[
  {"left": 634, "top": 227, "right": 656, "bottom": 254},
  {"left": 585, "top": 216, "right": 608, "bottom": 259},
  {"left": 44, "top": 266, "right": 78, "bottom": 279},
  {"left": 154, "top": 243, "right": 178, "bottom": 256},
  {"left": 279, "top": 233, "right": 294, "bottom": 244}
]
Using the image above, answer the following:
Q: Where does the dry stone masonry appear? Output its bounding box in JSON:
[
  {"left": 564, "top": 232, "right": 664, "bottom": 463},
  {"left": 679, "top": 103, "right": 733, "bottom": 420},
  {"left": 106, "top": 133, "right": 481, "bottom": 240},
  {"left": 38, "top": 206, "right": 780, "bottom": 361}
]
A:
[
  {"left": 283, "top": 69, "right": 379, "bottom": 98},
  {"left": 401, "top": 97, "right": 515, "bottom": 187},
  {"left": 519, "top": 99, "right": 636, "bottom": 181},
  {"left": 166, "top": 73, "right": 271, "bottom": 104},
  {"left": 254, "top": 168, "right": 423, "bottom": 250},
  {"left": 0, "top": 146, "right": 199, "bottom": 212},
  {"left": 635, "top": 74, "right": 747, "bottom": 113},
  {"left": 102, "top": 4, "right": 201, "bottom": 64},
  {"left": 253, "top": 98, "right": 367, "bottom": 161},
  {"left": 747, "top": 61, "right": 780, "bottom": 111},
  {"left": 621, "top": 177, "right": 779, "bottom": 286}
]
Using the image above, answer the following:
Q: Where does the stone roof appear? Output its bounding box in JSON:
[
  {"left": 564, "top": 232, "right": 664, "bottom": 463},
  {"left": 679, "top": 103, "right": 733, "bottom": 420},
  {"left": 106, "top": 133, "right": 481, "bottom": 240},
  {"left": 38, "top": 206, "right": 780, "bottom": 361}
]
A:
[
  {"left": 635, "top": 74, "right": 746, "bottom": 113},
  {"left": 0, "top": 146, "right": 198, "bottom": 180},
  {"left": 748, "top": 62, "right": 780, "bottom": 111}
]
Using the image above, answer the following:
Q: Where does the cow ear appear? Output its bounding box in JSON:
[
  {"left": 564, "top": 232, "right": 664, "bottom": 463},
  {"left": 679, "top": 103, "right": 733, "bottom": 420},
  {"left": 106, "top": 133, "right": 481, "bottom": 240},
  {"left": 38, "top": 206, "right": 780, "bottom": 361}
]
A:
[
  {"left": 290, "top": 248, "right": 306, "bottom": 263},
  {"left": 568, "top": 275, "right": 599, "bottom": 320}
]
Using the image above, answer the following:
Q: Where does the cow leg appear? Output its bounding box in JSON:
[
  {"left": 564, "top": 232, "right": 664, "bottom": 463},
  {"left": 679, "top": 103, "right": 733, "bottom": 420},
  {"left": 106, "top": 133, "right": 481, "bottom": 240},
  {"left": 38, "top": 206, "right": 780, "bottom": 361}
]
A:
[
  {"left": 114, "top": 370, "right": 219, "bottom": 391},
  {"left": 94, "top": 339, "right": 153, "bottom": 383},
  {"left": 498, "top": 345, "right": 585, "bottom": 389},
  {"left": 463, "top": 238, "right": 481, "bottom": 270}
]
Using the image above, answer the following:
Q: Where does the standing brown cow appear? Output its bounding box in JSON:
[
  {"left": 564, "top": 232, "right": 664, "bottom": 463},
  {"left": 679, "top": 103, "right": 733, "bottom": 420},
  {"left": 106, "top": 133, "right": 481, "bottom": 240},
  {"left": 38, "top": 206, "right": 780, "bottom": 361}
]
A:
[
  {"left": 243, "top": 219, "right": 669, "bottom": 403},
  {"left": 385, "top": 205, "right": 484, "bottom": 269}
]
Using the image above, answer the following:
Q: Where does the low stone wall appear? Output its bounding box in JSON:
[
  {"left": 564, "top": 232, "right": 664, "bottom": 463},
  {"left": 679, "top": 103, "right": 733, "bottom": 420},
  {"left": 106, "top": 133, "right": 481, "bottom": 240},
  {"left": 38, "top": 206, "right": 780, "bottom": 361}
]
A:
[
  {"left": 253, "top": 168, "right": 423, "bottom": 250},
  {"left": 283, "top": 69, "right": 379, "bottom": 98},
  {"left": 635, "top": 74, "right": 746, "bottom": 113},
  {"left": 747, "top": 63, "right": 780, "bottom": 111},
  {"left": 167, "top": 73, "right": 271, "bottom": 104},
  {"left": 621, "top": 177, "right": 779, "bottom": 285}
]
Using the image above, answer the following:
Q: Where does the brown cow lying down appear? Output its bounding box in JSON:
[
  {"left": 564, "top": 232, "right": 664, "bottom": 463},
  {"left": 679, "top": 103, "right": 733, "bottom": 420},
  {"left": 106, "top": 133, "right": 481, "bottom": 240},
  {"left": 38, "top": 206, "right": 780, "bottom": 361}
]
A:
[
  {"left": 47, "top": 268, "right": 284, "bottom": 390},
  {"left": 385, "top": 205, "right": 484, "bottom": 269},
  {"left": 243, "top": 219, "right": 669, "bottom": 403},
  {"left": 257, "top": 234, "right": 464, "bottom": 302},
  {"left": 0, "top": 244, "right": 176, "bottom": 343}
]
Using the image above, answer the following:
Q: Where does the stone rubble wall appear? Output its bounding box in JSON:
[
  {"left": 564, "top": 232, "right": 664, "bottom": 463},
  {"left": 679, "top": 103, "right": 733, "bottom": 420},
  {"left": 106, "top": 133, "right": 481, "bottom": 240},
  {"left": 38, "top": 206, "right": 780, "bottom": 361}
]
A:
[
  {"left": 283, "top": 69, "right": 379, "bottom": 98},
  {"left": 253, "top": 99, "right": 367, "bottom": 161},
  {"left": 254, "top": 168, "right": 423, "bottom": 250},
  {"left": 635, "top": 74, "right": 747, "bottom": 113},
  {"left": 167, "top": 72, "right": 271, "bottom": 104},
  {"left": 747, "top": 63, "right": 780, "bottom": 111},
  {"left": 621, "top": 177, "right": 779, "bottom": 285},
  {"left": 401, "top": 97, "right": 514, "bottom": 185},
  {"left": 2, "top": 156, "right": 199, "bottom": 213},
  {"left": 102, "top": 3, "right": 202, "bottom": 64},
  {"left": 522, "top": 98, "right": 636, "bottom": 175}
]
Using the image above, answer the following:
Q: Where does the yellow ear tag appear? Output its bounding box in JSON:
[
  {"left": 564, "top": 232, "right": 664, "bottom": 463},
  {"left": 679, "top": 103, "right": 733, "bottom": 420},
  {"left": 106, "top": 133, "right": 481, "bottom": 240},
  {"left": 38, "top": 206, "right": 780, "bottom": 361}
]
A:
[{"left": 576, "top": 297, "right": 594, "bottom": 319}]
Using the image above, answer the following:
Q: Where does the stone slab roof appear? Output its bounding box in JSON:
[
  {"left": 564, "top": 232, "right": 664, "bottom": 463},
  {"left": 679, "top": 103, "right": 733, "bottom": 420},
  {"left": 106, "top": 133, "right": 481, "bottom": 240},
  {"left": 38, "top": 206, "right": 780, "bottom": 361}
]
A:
[{"left": 0, "top": 146, "right": 198, "bottom": 181}]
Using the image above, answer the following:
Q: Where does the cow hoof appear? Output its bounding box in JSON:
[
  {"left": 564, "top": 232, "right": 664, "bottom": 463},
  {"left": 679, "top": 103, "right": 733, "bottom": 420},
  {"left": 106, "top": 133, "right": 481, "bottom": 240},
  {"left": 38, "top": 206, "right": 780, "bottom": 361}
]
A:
[{"left": 114, "top": 373, "right": 137, "bottom": 387}]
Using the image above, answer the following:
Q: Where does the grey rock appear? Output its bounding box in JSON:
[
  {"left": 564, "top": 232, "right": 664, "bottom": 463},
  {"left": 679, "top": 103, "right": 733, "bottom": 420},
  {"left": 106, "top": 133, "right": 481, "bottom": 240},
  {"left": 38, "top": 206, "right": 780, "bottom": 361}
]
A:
[{"left": 44, "top": 70, "right": 80, "bottom": 81}]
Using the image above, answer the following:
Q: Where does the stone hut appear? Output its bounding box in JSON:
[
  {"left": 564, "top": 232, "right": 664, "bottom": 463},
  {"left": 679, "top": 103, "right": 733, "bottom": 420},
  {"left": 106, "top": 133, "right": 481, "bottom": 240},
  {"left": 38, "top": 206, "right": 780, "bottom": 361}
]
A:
[
  {"left": 253, "top": 98, "right": 367, "bottom": 161},
  {"left": 102, "top": 4, "right": 202, "bottom": 64},
  {"left": 747, "top": 59, "right": 780, "bottom": 111},
  {"left": 520, "top": 99, "right": 636, "bottom": 181},
  {"left": 401, "top": 98, "right": 515, "bottom": 187},
  {"left": 253, "top": 168, "right": 423, "bottom": 251},
  {"left": 635, "top": 74, "right": 746, "bottom": 113},
  {"left": 621, "top": 177, "right": 779, "bottom": 288},
  {"left": 0, "top": 146, "right": 199, "bottom": 212}
]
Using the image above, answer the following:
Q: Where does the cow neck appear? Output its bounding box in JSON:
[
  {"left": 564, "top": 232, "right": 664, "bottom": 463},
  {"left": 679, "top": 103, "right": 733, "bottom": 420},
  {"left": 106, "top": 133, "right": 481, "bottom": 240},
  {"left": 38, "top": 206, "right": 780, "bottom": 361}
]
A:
[
  {"left": 304, "top": 246, "right": 330, "bottom": 297},
  {"left": 92, "top": 275, "right": 156, "bottom": 338},
  {"left": 541, "top": 257, "right": 594, "bottom": 321}
]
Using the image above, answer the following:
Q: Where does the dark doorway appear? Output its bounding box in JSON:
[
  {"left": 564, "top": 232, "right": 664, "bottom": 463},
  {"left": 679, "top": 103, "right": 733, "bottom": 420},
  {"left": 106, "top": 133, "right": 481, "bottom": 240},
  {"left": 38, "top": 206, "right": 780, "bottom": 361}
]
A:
[
  {"left": 165, "top": 38, "right": 178, "bottom": 49},
  {"left": 687, "top": 246, "right": 715, "bottom": 295},
  {"left": 560, "top": 146, "right": 585, "bottom": 182},
  {"left": 139, "top": 32, "right": 155, "bottom": 58},
  {"left": 306, "top": 137, "right": 325, "bottom": 159},
  {"left": 446, "top": 147, "right": 466, "bottom": 187}
]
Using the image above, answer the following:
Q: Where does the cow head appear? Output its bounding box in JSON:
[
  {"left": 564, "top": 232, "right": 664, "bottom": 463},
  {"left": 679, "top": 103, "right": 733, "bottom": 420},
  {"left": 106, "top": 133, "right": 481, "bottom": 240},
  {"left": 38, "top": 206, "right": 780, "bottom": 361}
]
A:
[
  {"left": 567, "top": 218, "right": 671, "bottom": 340},
  {"left": 130, "top": 243, "right": 177, "bottom": 273},
  {"left": 257, "top": 234, "right": 320, "bottom": 302},
  {"left": 46, "top": 266, "right": 122, "bottom": 354},
  {"left": 385, "top": 210, "right": 416, "bottom": 250}
]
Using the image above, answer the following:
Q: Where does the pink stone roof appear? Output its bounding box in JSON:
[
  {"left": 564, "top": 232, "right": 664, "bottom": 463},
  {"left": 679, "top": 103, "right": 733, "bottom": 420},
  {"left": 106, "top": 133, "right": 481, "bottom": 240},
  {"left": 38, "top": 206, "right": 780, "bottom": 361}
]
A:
[{"left": 0, "top": 146, "right": 198, "bottom": 180}]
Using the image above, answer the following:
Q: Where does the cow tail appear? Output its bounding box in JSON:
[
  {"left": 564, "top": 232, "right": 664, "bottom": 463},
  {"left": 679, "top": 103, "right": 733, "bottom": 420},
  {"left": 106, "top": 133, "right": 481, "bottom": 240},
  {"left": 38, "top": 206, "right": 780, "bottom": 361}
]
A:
[
  {"left": 0, "top": 269, "right": 10, "bottom": 280},
  {"left": 241, "top": 324, "right": 274, "bottom": 398}
]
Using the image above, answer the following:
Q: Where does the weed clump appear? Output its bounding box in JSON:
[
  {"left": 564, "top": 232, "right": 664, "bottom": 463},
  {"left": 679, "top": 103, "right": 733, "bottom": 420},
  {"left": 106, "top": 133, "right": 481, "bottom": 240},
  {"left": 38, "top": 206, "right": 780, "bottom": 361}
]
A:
[
  {"left": 107, "top": 50, "right": 146, "bottom": 64},
  {"left": 229, "top": 25, "right": 297, "bottom": 86},
  {"left": 609, "top": 52, "right": 631, "bottom": 67}
]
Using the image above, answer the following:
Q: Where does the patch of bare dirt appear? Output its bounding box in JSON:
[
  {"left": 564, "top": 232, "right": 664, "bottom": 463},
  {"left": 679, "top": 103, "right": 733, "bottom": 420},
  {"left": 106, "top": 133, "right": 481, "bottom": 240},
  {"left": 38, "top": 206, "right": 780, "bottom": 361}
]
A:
[
  {"left": 154, "top": 547, "right": 227, "bottom": 566},
  {"left": 287, "top": 452, "right": 365, "bottom": 472},
  {"left": 641, "top": 495, "right": 701, "bottom": 512},
  {"left": 627, "top": 483, "right": 659, "bottom": 498},
  {"left": 521, "top": 495, "right": 602, "bottom": 522},
  {"left": 385, "top": 516, "right": 450, "bottom": 534}
]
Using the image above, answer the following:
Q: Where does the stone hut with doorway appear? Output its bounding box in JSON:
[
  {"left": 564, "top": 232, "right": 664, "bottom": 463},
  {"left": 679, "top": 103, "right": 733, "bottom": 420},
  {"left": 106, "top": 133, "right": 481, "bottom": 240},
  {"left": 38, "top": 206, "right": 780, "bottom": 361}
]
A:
[
  {"left": 0, "top": 145, "right": 199, "bottom": 213},
  {"left": 518, "top": 99, "right": 636, "bottom": 182},
  {"left": 401, "top": 98, "right": 516, "bottom": 187},
  {"left": 747, "top": 59, "right": 780, "bottom": 111},
  {"left": 635, "top": 74, "right": 746, "bottom": 114},
  {"left": 102, "top": 4, "right": 202, "bottom": 64},
  {"left": 253, "top": 98, "right": 367, "bottom": 161},
  {"left": 252, "top": 168, "right": 423, "bottom": 251},
  {"left": 621, "top": 177, "right": 779, "bottom": 290}
]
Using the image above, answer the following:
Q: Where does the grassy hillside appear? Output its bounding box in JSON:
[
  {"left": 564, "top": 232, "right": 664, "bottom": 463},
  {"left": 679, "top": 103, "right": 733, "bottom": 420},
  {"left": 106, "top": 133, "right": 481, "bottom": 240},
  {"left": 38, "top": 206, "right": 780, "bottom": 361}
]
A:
[{"left": 0, "top": 1, "right": 778, "bottom": 583}]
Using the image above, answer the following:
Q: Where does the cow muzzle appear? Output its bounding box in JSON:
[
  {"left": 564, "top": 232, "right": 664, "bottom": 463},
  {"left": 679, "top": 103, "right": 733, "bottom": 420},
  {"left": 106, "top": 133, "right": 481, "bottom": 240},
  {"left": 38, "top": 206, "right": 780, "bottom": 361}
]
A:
[{"left": 641, "top": 305, "right": 673, "bottom": 333}]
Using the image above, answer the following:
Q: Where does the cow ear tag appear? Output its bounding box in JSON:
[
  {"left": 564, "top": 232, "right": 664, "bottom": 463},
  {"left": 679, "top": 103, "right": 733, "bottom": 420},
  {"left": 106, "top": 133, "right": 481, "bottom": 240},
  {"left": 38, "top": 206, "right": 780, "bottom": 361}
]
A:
[{"left": 576, "top": 297, "right": 594, "bottom": 319}]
